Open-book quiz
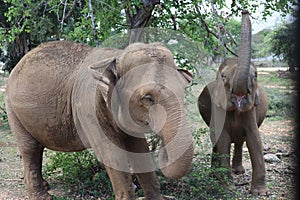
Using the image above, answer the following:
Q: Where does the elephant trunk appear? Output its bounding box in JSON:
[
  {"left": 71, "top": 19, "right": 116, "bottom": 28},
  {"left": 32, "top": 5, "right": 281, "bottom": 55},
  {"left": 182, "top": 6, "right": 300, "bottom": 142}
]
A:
[
  {"left": 232, "top": 10, "right": 252, "bottom": 95},
  {"left": 151, "top": 99, "right": 194, "bottom": 179}
]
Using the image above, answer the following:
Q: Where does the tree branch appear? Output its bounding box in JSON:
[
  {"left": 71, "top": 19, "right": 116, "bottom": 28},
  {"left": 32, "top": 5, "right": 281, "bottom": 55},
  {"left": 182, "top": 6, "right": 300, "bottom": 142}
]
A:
[
  {"left": 195, "top": 4, "right": 238, "bottom": 57},
  {"left": 128, "top": 0, "right": 160, "bottom": 44},
  {"left": 64, "top": 0, "right": 76, "bottom": 21},
  {"left": 88, "top": 0, "right": 99, "bottom": 46},
  {"left": 59, "top": 0, "right": 68, "bottom": 37},
  {"left": 161, "top": 4, "right": 176, "bottom": 30},
  {"left": 121, "top": 0, "right": 132, "bottom": 26}
]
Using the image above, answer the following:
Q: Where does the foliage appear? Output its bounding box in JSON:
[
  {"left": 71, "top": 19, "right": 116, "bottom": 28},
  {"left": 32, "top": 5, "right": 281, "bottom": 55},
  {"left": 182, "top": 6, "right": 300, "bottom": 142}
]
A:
[
  {"left": 252, "top": 28, "right": 273, "bottom": 58},
  {"left": 258, "top": 71, "right": 296, "bottom": 120},
  {"left": 0, "top": 92, "right": 8, "bottom": 129},
  {"left": 269, "top": 19, "right": 297, "bottom": 69},
  {"left": 44, "top": 150, "right": 113, "bottom": 199},
  {"left": 0, "top": 0, "right": 297, "bottom": 72},
  {"left": 156, "top": 153, "right": 237, "bottom": 200}
]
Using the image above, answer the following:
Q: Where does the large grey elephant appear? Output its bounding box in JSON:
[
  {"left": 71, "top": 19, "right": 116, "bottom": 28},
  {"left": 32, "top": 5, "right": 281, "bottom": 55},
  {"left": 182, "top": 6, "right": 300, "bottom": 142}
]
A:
[
  {"left": 5, "top": 41, "right": 194, "bottom": 200},
  {"left": 198, "top": 11, "right": 268, "bottom": 195}
]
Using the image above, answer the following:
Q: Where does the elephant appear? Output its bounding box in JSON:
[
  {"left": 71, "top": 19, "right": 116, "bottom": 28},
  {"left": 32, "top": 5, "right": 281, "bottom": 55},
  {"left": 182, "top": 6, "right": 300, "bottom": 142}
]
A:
[
  {"left": 5, "top": 41, "right": 194, "bottom": 200},
  {"left": 198, "top": 11, "right": 268, "bottom": 195}
]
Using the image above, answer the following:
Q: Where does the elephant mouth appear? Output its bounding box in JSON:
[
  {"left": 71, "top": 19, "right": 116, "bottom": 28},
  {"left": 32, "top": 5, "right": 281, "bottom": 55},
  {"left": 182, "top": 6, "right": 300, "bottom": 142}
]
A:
[{"left": 231, "top": 93, "right": 253, "bottom": 112}]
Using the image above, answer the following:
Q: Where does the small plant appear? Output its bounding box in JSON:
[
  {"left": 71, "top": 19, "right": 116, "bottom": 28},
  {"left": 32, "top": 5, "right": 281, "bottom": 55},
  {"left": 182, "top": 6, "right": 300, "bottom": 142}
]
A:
[
  {"left": 156, "top": 153, "right": 238, "bottom": 200},
  {"left": 258, "top": 72, "right": 296, "bottom": 120},
  {"left": 44, "top": 150, "right": 113, "bottom": 199},
  {"left": 0, "top": 93, "right": 8, "bottom": 130}
]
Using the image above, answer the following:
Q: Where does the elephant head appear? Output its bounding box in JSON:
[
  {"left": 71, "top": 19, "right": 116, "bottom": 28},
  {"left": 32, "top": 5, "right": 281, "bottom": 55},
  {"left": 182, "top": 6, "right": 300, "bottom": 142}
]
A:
[
  {"left": 211, "top": 11, "right": 259, "bottom": 113},
  {"left": 76, "top": 43, "right": 194, "bottom": 179}
]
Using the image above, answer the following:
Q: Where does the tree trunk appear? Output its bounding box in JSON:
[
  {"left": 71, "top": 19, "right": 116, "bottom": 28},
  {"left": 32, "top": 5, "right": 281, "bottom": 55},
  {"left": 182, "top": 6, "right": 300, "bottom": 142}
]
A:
[{"left": 126, "top": 0, "right": 160, "bottom": 44}]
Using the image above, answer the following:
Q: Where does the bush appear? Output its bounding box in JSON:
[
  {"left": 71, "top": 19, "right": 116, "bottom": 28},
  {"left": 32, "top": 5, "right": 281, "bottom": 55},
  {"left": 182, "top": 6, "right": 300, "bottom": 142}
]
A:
[
  {"left": 156, "top": 153, "right": 238, "bottom": 200},
  {"left": 0, "top": 93, "right": 8, "bottom": 129},
  {"left": 44, "top": 150, "right": 113, "bottom": 199}
]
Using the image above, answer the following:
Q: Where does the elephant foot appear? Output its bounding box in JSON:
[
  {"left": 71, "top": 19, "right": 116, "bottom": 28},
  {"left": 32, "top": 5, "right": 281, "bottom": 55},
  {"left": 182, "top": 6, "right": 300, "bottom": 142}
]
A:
[
  {"left": 250, "top": 186, "right": 269, "bottom": 196},
  {"left": 137, "top": 195, "right": 176, "bottom": 200},
  {"left": 232, "top": 165, "right": 245, "bottom": 175},
  {"left": 163, "top": 196, "right": 176, "bottom": 200},
  {"left": 28, "top": 190, "right": 53, "bottom": 200},
  {"left": 42, "top": 179, "right": 50, "bottom": 191}
]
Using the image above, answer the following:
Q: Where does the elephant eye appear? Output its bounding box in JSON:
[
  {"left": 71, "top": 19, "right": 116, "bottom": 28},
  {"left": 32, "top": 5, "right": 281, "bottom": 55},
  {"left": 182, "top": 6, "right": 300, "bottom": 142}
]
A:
[
  {"left": 140, "top": 93, "right": 155, "bottom": 106},
  {"left": 252, "top": 72, "right": 257, "bottom": 81},
  {"left": 221, "top": 74, "right": 226, "bottom": 82}
]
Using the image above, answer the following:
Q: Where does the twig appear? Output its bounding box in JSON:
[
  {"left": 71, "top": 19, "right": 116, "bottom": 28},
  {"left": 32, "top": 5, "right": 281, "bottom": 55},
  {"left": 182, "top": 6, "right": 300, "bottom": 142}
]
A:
[
  {"left": 234, "top": 181, "right": 250, "bottom": 186},
  {"left": 195, "top": 4, "right": 238, "bottom": 57},
  {"left": 0, "top": 179, "right": 23, "bottom": 182},
  {"left": 64, "top": 0, "right": 76, "bottom": 21},
  {"left": 88, "top": 0, "right": 99, "bottom": 46},
  {"left": 59, "top": 0, "right": 68, "bottom": 38},
  {"left": 161, "top": 4, "right": 176, "bottom": 30}
]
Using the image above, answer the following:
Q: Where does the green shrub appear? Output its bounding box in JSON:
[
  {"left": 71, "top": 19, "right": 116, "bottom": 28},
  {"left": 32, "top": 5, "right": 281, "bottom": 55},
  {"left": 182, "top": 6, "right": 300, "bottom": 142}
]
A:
[
  {"left": 0, "top": 93, "right": 8, "bottom": 130},
  {"left": 156, "top": 153, "right": 238, "bottom": 200},
  {"left": 44, "top": 150, "right": 113, "bottom": 199}
]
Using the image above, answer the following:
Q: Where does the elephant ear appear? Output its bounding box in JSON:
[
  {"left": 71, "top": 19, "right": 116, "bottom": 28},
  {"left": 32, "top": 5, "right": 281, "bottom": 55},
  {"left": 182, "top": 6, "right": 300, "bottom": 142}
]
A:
[
  {"left": 89, "top": 57, "right": 118, "bottom": 101},
  {"left": 177, "top": 68, "right": 193, "bottom": 84},
  {"left": 203, "top": 81, "right": 226, "bottom": 146},
  {"left": 209, "top": 72, "right": 227, "bottom": 110}
]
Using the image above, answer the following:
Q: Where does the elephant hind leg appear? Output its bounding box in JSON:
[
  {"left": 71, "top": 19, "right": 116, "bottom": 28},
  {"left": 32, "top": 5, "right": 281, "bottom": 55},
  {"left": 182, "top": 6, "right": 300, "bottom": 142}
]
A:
[
  {"left": 232, "top": 142, "right": 245, "bottom": 175},
  {"left": 6, "top": 109, "right": 51, "bottom": 200}
]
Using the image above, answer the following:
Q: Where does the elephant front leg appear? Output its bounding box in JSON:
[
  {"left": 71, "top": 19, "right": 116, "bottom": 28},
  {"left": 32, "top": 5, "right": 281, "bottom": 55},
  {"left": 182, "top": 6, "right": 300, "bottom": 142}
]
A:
[
  {"left": 105, "top": 166, "right": 136, "bottom": 200},
  {"left": 232, "top": 142, "right": 245, "bottom": 174},
  {"left": 245, "top": 125, "right": 268, "bottom": 195},
  {"left": 211, "top": 131, "right": 232, "bottom": 183},
  {"left": 135, "top": 172, "right": 164, "bottom": 200},
  {"left": 125, "top": 137, "right": 164, "bottom": 200}
]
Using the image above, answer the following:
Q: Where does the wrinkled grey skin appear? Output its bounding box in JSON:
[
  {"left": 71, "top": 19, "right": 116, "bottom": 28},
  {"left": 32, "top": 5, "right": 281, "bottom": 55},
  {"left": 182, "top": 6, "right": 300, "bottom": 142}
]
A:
[
  {"left": 5, "top": 41, "right": 194, "bottom": 200},
  {"left": 198, "top": 11, "right": 268, "bottom": 195}
]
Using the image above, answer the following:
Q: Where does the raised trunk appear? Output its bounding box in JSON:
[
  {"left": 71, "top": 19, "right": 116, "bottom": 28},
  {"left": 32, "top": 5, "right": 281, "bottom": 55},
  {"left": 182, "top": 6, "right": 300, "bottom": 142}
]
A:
[
  {"left": 232, "top": 10, "right": 252, "bottom": 95},
  {"left": 154, "top": 101, "right": 194, "bottom": 179}
]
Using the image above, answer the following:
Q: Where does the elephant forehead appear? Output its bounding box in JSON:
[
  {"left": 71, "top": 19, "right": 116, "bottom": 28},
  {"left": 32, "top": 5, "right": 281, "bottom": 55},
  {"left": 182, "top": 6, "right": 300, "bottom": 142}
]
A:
[
  {"left": 249, "top": 63, "right": 257, "bottom": 74},
  {"left": 116, "top": 47, "right": 176, "bottom": 76},
  {"left": 221, "top": 63, "right": 237, "bottom": 75},
  {"left": 114, "top": 64, "right": 186, "bottom": 103}
]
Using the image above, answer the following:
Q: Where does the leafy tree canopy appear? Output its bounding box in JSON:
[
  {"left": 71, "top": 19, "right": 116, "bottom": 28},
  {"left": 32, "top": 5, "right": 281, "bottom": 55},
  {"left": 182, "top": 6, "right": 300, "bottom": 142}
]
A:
[
  {"left": 0, "top": 0, "right": 297, "bottom": 72},
  {"left": 269, "top": 19, "right": 297, "bottom": 70}
]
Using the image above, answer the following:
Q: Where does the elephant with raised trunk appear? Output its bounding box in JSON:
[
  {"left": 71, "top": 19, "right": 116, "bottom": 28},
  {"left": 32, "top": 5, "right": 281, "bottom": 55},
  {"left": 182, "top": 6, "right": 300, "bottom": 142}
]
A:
[
  {"left": 198, "top": 11, "right": 268, "bottom": 195},
  {"left": 5, "top": 41, "right": 194, "bottom": 200}
]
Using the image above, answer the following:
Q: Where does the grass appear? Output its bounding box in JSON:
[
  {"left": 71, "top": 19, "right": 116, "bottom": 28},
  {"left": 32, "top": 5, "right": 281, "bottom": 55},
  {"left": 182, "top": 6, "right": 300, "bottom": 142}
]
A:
[
  {"left": 0, "top": 68, "right": 296, "bottom": 199},
  {"left": 258, "top": 71, "right": 296, "bottom": 120}
]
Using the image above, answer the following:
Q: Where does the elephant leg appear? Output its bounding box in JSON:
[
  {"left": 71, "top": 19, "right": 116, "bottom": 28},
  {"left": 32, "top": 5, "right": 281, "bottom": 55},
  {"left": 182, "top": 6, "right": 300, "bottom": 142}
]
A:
[
  {"left": 232, "top": 142, "right": 245, "bottom": 174},
  {"left": 104, "top": 166, "right": 136, "bottom": 200},
  {"left": 7, "top": 110, "right": 51, "bottom": 200},
  {"left": 211, "top": 131, "right": 232, "bottom": 181},
  {"left": 245, "top": 124, "right": 268, "bottom": 195},
  {"left": 125, "top": 136, "right": 164, "bottom": 200}
]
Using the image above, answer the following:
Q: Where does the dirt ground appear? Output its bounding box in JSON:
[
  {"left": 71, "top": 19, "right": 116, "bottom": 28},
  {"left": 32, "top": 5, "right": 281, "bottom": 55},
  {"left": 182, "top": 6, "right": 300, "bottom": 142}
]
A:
[{"left": 0, "top": 69, "right": 297, "bottom": 200}]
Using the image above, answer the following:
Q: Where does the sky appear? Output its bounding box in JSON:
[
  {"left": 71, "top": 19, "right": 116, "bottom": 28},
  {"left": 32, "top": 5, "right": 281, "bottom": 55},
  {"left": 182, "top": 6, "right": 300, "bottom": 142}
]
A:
[
  {"left": 251, "top": 10, "right": 293, "bottom": 34},
  {"left": 223, "top": 0, "right": 294, "bottom": 34}
]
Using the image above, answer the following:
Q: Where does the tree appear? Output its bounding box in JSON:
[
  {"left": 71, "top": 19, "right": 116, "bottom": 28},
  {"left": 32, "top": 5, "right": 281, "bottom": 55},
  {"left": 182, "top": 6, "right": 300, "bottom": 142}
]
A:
[
  {"left": 252, "top": 29, "right": 273, "bottom": 59},
  {"left": 270, "top": 20, "right": 297, "bottom": 71},
  {"left": 0, "top": 0, "right": 297, "bottom": 72}
]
